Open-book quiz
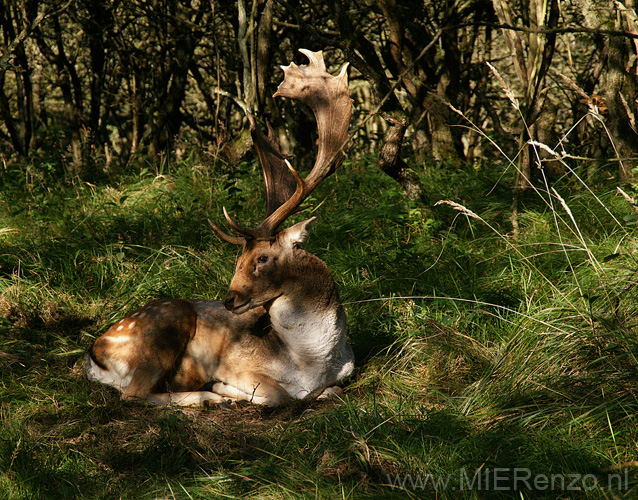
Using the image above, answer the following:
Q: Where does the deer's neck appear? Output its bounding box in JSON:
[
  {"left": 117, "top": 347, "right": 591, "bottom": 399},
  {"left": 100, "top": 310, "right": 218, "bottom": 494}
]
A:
[{"left": 267, "top": 249, "right": 345, "bottom": 358}]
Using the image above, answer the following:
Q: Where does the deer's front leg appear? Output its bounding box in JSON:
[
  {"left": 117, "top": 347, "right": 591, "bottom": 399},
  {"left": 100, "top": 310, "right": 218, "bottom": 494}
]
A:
[
  {"left": 212, "top": 372, "right": 290, "bottom": 406},
  {"left": 317, "top": 386, "right": 343, "bottom": 399},
  {"left": 146, "top": 391, "right": 228, "bottom": 407}
]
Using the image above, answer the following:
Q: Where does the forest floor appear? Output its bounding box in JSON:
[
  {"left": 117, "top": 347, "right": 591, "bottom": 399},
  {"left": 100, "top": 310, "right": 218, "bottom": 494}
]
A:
[{"left": 1, "top": 156, "right": 638, "bottom": 499}]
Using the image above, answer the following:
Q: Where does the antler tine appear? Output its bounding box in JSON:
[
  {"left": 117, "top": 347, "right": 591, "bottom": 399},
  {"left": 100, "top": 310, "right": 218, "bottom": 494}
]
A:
[
  {"left": 298, "top": 48, "right": 326, "bottom": 71},
  {"left": 208, "top": 219, "right": 245, "bottom": 246},
  {"left": 222, "top": 206, "right": 252, "bottom": 236}
]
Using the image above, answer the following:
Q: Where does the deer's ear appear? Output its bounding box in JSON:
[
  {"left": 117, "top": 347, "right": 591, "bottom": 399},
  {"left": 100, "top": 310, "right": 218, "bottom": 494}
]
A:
[{"left": 280, "top": 216, "right": 317, "bottom": 247}]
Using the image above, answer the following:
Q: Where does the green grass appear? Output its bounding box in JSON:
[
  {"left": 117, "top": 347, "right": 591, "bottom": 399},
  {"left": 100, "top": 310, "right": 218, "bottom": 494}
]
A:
[{"left": 1, "top": 155, "right": 638, "bottom": 498}]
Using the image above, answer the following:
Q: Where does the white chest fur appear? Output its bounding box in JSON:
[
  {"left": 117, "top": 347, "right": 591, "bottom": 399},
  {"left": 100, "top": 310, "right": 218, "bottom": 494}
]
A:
[{"left": 268, "top": 295, "right": 353, "bottom": 397}]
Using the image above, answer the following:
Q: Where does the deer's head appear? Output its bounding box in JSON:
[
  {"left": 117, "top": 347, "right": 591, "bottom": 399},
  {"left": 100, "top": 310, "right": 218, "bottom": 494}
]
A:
[{"left": 209, "top": 49, "right": 352, "bottom": 313}]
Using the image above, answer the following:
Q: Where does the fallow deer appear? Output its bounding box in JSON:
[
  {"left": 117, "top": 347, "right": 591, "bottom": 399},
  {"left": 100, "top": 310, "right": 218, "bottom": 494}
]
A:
[{"left": 85, "top": 49, "right": 354, "bottom": 406}]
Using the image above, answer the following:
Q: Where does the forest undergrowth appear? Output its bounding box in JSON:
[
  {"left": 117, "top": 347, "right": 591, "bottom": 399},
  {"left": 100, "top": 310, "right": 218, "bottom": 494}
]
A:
[{"left": 1, "top": 151, "right": 638, "bottom": 499}]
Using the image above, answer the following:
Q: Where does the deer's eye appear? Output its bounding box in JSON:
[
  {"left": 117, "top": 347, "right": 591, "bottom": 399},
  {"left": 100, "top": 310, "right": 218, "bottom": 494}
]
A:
[{"left": 257, "top": 255, "right": 268, "bottom": 264}]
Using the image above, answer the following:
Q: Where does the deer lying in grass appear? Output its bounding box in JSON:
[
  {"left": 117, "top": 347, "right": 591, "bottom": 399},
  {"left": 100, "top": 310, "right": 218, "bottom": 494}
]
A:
[{"left": 85, "top": 49, "right": 354, "bottom": 406}]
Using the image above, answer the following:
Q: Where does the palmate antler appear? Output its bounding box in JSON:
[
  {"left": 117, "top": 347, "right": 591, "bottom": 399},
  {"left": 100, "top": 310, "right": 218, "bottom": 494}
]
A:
[{"left": 210, "top": 49, "right": 352, "bottom": 243}]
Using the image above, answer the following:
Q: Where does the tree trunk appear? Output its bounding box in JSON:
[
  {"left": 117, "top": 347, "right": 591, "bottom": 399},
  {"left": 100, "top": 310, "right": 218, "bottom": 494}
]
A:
[
  {"left": 605, "top": 0, "right": 638, "bottom": 182},
  {"left": 379, "top": 112, "right": 424, "bottom": 201},
  {"left": 0, "top": 1, "right": 36, "bottom": 156}
]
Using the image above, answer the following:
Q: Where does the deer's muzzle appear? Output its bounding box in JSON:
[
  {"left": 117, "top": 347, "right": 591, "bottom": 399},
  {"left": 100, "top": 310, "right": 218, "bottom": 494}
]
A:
[{"left": 224, "top": 290, "right": 250, "bottom": 313}]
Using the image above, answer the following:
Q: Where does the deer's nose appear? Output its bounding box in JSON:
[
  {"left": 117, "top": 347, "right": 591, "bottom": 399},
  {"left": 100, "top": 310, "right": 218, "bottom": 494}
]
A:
[{"left": 224, "top": 295, "right": 235, "bottom": 311}]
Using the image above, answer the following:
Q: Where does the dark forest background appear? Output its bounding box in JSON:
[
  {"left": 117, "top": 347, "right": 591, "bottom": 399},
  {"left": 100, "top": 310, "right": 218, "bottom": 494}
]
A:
[{"left": 1, "top": 0, "right": 637, "bottom": 205}]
